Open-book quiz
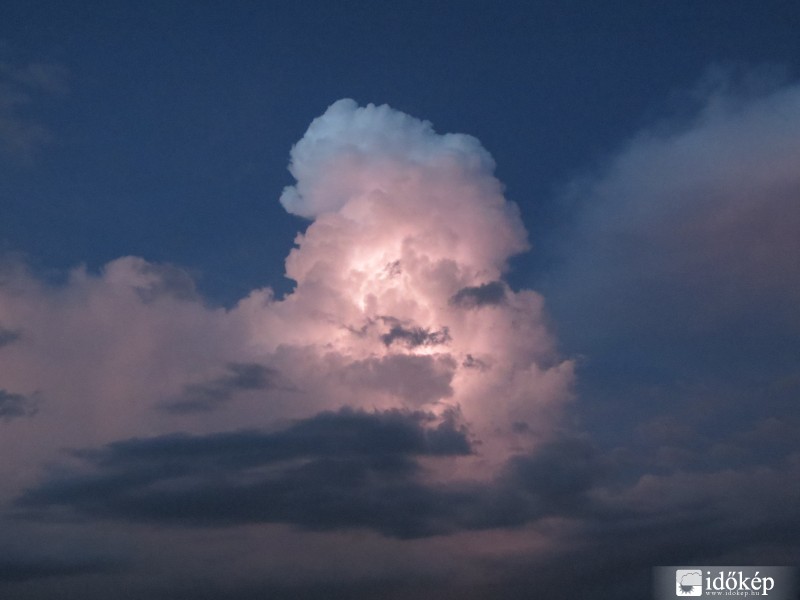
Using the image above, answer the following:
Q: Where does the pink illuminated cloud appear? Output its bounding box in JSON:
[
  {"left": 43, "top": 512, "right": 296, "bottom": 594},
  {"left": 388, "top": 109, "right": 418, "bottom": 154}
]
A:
[{"left": 0, "top": 100, "right": 575, "bottom": 504}]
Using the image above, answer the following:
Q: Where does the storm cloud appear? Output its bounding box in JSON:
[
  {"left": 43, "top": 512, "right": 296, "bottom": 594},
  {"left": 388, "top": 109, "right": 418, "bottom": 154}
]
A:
[
  {"left": 17, "top": 411, "right": 614, "bottom": 539},
  {"left": 18, "top": 408, "right": 477, "bottom": 537},
  {"left": 2, "top": 77, "right": 799, "bottom": 600}
]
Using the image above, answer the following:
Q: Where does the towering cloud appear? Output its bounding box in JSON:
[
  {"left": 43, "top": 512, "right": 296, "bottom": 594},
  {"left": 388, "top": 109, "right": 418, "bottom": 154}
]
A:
[
  {"left": 2, "top": 82, "right": 800, "bottom": 600},
  {"left": 255, "top": 99, "right": 574, "bottom": 453},
  {"left": 0, "top": 100, "right": 573, "bottom": 517}
]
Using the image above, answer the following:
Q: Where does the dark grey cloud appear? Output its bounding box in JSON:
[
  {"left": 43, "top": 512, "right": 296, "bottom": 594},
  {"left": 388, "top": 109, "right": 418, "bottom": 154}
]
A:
[
  {"left": 0, "top": 326, "right": 20, "bottom": 348},
  {"left": 417, "top": 437, "right": 606, "bottom": 533},
  {"left": 502, "top": 438, "right": 598, "bottom": 503},
  {"left": 16, "top": 408, "right": 480, "bottom": 537},
  {"left": 423, "top": 449, "right": 798, "bottom": 600},
  {"left": 378, "top": 317, "right": 451, "bottom": 348},
  {"left": 14, "top": 414, "right": 800, "bottom": 596},
  {"left": 0, "top": 390, "right": 37, "bottom": 420},
  {"left": 449, "top": 281, "right": 506, "bottom": 308},
  {"left": 162, "top": 362, "right": 278, "bottom": 413},
  {"left": 16, "top": 408, "right": 614, "bottom": 539},
  {"left": 0, "top": 556, "right": 117, "bottom": 583}
]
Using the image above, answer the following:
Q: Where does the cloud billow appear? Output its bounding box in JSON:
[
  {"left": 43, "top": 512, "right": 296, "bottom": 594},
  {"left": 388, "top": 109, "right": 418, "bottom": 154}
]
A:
[
  {"left": 0, "top": 101, "right": 574, "bottom": 486},
  {"left": 0, "top": 98, "right": 578, "bottom": 593},
  {"left": 17, "top": 409, "right": 614, "bottom": 539},
  {"left": 1, "top": 85, "right": 800, "bottom": 598},
  {"left": 279, "top": 99, "right": 496, "bottom": 219}
]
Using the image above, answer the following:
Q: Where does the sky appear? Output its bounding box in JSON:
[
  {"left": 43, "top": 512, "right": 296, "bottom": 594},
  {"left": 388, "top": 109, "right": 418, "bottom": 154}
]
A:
[{"left": 1, "top": 2, "right": 799, "bottom": 598}]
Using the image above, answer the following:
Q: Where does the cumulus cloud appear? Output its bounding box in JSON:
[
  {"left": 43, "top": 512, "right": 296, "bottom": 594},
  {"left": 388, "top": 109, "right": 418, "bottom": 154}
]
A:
[
  {"left": 279, "top": 99, "right": 496, "bottom": 218},
  {"left": 279, "top": 99, "right": 529, "bottom": 282},
  {"left": 0, "top": 100, "right": 573, "bottom": 527},
  {"left": 0, "top": 101, "right": 585, "bottom": 599},
  {"left": 4, "top": 79, "right": 800, "bottom": 600},
  {"left": 263, "top": 99, "right": 573, "bottom": 452}
]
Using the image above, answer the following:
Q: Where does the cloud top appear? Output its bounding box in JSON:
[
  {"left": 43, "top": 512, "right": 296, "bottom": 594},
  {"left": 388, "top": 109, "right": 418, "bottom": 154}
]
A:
[{"left": 280, "top": 98, "right": 494, "bottom": 218}]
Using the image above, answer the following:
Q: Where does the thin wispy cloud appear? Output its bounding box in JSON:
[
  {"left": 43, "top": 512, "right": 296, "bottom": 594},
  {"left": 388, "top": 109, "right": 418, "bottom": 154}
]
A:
[{"left": 0, "top": 60, "right": 67, "bottom": 162}]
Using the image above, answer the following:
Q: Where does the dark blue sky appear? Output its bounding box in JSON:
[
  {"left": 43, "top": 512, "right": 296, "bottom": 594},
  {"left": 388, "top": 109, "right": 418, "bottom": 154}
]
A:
[
  {"left": 2, "top": 3, "right": 800, "bottom": 599},
  {"left": 3, "top": 1, "right": 798, "bottom": 301}
]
